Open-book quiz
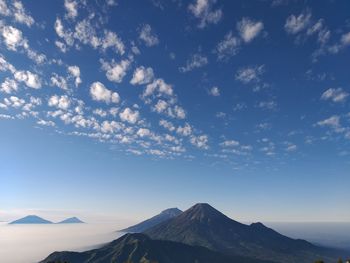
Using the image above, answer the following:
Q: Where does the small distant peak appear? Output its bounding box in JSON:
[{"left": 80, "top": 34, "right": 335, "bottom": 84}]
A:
[
  {"left": 250, "top": 222, "right": 269, "bottom": 229},
  {"left": 58, "top": 217, "right": 84, "bottom": 224},
  {"left": 161, "top": 208, "right": 182, "bottom": 215}
]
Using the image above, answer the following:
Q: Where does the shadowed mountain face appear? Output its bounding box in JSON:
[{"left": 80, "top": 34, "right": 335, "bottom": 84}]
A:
[
  {"left": 120, "top": 208, "right": 182, "bottom": 233},
  {"left": 145, "top": 203, "right": 345, "bottom": 263},
  {"left": 57, "top": 217, "right": 84, "bottom": 224},
  {"left": 40, "top": 233, "right": 274, "bottom": 263},
  {"left": 9, "top": 215, "right": 52, "bottom": 224}
]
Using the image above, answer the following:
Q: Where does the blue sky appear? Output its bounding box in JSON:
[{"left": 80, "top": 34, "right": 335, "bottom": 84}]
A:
[{"left": 0, "top": 0, "right": 349, "bottom": 223}]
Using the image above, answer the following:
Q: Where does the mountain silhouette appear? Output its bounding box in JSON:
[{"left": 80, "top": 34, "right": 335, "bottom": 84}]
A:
[
  {"left": 120, "top": 207, "right": 182, "bottom": 233},
  {"left": 145, "top": 203, "right": 345, "bottom": 263},
  {"left": 9, "top": 215, "right": 52, "bottom": 224},
  {"left": 40, "top": 233, "right": 274, "bottom": 263},
  {"left": 57, "top": 217, "right": 84, "bottom": 224}
]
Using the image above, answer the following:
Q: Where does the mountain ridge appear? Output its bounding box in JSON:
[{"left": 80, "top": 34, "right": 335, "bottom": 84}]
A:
[
  {"left": 40, "top": 233, "right": 275, "bottom": 263},
  {"left": 145, "top": 203, "right": 346, "bottom": 263},
  {"left": 119, "top": 207, "right": 182, "bottom": 233}
]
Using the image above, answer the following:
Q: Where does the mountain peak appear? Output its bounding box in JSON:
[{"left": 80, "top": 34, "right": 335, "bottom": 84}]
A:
[
  {"left": 120, "top": 207, "right": 182, "bottom": 233},
  {"left": 58, "top": 217, "right": 84, "bottom": 224},
  {"left": 184, "top": 203, "right": 227, "bottom": 221},
  {"left": 161, "top": 208, "right": 182, "bottom": 215},
  {"left": 9, "top": 215, "right": 52, "bottom": 224}
]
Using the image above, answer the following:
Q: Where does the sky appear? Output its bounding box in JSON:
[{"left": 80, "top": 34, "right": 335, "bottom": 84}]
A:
[{"left": 0, "top": 0, "right": 350, "bottom": 223}]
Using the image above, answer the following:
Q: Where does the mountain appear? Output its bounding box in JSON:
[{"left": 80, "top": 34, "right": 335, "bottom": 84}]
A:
[
  {"left": 57, "top": 217, "right": 84, "bottom": 224},
  {"left": 40, "top": 233, "right": 274, "bottom": 263},
  {"left": 9, "top": 215, "right": 52, "bottom": 224},
  {"left": 145, "top": 203, "right": 345, "bottom": 263},
  {"left": 120, "top": 207, "right": 182, "bottom": 233}
]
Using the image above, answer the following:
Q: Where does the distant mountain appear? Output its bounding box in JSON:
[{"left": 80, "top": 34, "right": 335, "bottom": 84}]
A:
[
  {"left": 57, "top": 217, "right": 84, "bottom": 224},
  {"left": 9, "top": 215, "right": 52, "bottom": 224},
  {"left": 145, "top": 203, "right": 346, "bottom": 263},
  {"left": 41, "top": 233, "right": 274, "bottom": 263},
  {"left": 119, "top": 207, "right": 182, "bottom": 233}
]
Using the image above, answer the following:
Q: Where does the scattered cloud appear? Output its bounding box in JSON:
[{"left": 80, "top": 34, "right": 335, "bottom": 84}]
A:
[
  {"left": 48, "top": 95, "right": 71, "bottom": 110},
  {"left": 235, "top": 65, "right": 265, "bottom": 84},
  {"left": 215, "top": 31, "right": 241, "bottom": 60},
  {"left": 188, "top": 0, "right": 222, "bottom": 28},
  {"left": 209, "top": 86, "right": 220, "bottom": 96},
  {"left": 179, "top": 53, "right": 208, "bottom": 73},
  {"left": 237, "top": 17, "right": 264, "bottom": 43},
  {"left": 64, "top": 0, "right": 78, "bottom": 20},
  {"left": 14, "top": 70, "right": 41, "bottom": 89},
  {"left": 139, "top": 24, "right": 159, "bottom": 47},
  {"left": 0, "top": 78, "right": 18, "bottom": 94},
  {"left": 90, "top": 82, "right": 120, "bottom": 104},
  {"left": 285, "top": 10, "right": 311, "bottom": 34},
  {"left": 119, "top": 107, "right": 140, "bottom": 124},
  {"left": 100, "top": 59, "right": 130, "bottom": 83},
  {"left": 321, "top": 88, "right": 349, "bottom": 103},
  {"left": 130, "top": 66, "right": 154, "bottom": 85},
  {"left": 68, "top": 65, "right": 82, "bottom": 87},
  {"left": 258, "top": 100, "right": 277, "bottom": 110}
]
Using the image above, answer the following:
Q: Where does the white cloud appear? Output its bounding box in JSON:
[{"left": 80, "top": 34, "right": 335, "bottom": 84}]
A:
[
  {"left": 341, "top": 32, "right": 350, "bottom": 46},
  {"left": 55, "top": 40, "right": 67, "bottom": 53},
  {"left": 143, "top": 79, "right": 173, "bottom": 98},
  {"left": 93, "top": 108, "right": 107, "bottom": 117},
  {"left": 317, "top": 115, "right": 340, "bottom": 128},
  {"left": 50, "top": 73, "right": 68, "bottom": 90},
  {"left": 215, "top": 31, "right": 241, "bottom": 60},
  {"left": 235, "top": 65, "right": 265, "bottom": 84},
  {"left": 285, "top": 11, "right": 311, "bottom": 34},
  {"left": 188, "top": 0, "right": 222, "bottom": 28},
  {"left": 3, "top": 96, "right": 25, "bottom": 108},
  {"left": 12, "top": 0, "right": 34, "bottom": 26},
  {"left": 159, "top": 119, "right": 175, "bottom": 131},
  {"left": 174, "top": 105, "right": 186, "bottom": 119},
  {"left": 139, "top": 24, "right": 159, "bottom": 47},
  {"left": 209, "top": 86, "right": 220, "bottom": 96},
  {"left": 137, "top": 128, "right": 151, "bottom": 137},
  {"left": 101, "top": 30, "right": 125, "bottom": 55},
  {"left": 101, "top": 59, "right": 130, "bottom": 83},
  {"left": 190, "top": 135, "right": 209, "bottom": 149},
  {"left": 258, "top": 100, "right": 277, "bottom": 110},
  {"left": 119, "top": 107, "right": 140, "bottom": 124},
  {"left": 48, "top": 95, "right": 71, "bottom": 110},
  {"left": 286, "top": 144, "right": 297, "bottom": 152},
  {"left": 1, "top": 25, "right": 27, "bottom": 51},
  {"left": 0, "top": 78, "right": 18, "bottom": 94},
  {"left": 0, "top": 0, "right": 10, "bottom": 16},
  {"left": 0, "top": 1, "right": 34, "bottom": 27},
  {"left": 154, "top": 99, "right": 168, "bottom": 113},
  {"left": 64, "top": 0, "right": 78, "bottom": 19},
  {"left": 130, "top": 66, "right": 154, "bottom": 85},
  {"left": 14, "top": 70, "right": 41, "bottom": 89},
  {"left": 90, "top": 82, "right": 120, "bottom": 104},
  {"left": 68, "top": 65, "right": 82, "bottom": 87},
  {"left": 321, "top": 88, "right": 349, "bottom": 103},
  {"left": 0, "top": 24, "right": 46, "bottom": 64},
  {"left": 237, "top": 17, "right": 264, "bottom": 43},
  {"left": 179, "top": 53, "right": 208, "bottom": 73},
  {"left": 177, "top": 123, "right": 192, "bottom": 136},
  {"left": 37, "top": 119, "right": 56, "bottom": 127},
  {"left": 54, "top": 18, "right": 74, "bottom": 46},
  {"left": 220, "top": 140, "right": 239, "bottom": 147},
  {"left": 0, "top": 55, "right": 16, "bottom": 73}
]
